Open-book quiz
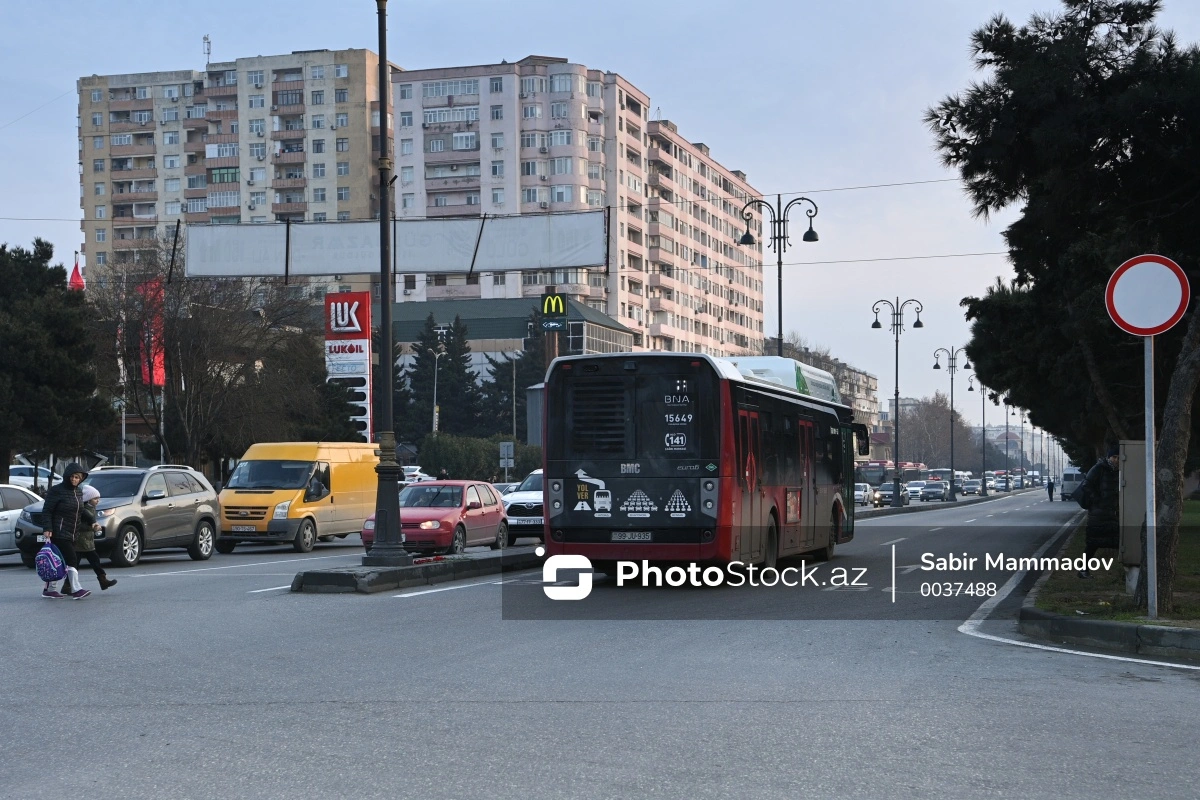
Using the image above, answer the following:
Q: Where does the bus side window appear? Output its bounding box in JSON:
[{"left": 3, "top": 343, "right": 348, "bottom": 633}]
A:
[
  {"left": 760, "top": 411, "right": 776, "bottom": 486},
  {"left": 738, "top": 412, "right": 749, "bottom": 488}
]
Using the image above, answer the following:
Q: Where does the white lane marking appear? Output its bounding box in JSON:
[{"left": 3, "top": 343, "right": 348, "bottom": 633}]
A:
[
  {"left": 929, "top": 527, "right": 943, "bottom": 532},
  {"left": 964, "top": 519, "right": 977, "bottom": 523},
  {"left": 393, "top": 577, "right": 512, "bottom": 598},
  {"left": 891, "top": 545, "right": 895, "bottom": 603},
  {"left": 880, "top": 538, "right": 906, "bottom": 546},
  {"left": 131, "top": 552, "right": 363, "bottom": 577},
  {"left": 248, "top": 585, "right": 293, "bottom": 593},
  {"left": 959, "top": 511, "right": 1200, "bottom": 672},
  {"left": 986, "top": 514, "right": 994, "bottom": 517}
]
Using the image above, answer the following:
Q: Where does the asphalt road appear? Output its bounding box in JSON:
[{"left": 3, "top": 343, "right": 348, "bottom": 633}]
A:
[{"left": 2, "top": 494, "right": 1197, "bottom": 800}]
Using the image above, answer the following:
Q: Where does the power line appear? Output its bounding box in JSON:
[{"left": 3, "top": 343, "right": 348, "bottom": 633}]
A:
[{"left": 0, "top": 89, "right": 76, "bottom": 133}]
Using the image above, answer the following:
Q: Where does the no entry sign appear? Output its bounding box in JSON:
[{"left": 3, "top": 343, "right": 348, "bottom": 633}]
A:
[{"left": 1106, "top": 254, "right": 1190, "bottom": 336}]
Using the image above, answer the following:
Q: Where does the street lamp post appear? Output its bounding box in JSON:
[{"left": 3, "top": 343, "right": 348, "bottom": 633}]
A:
[
  {"left": 362, "top": 0, "right": 413, "bottom": 568},
  {"left": 871, "top": 298, "right": 924, "bottom": 507},
  {"left": 1018, "top": 411, "right": 1027, "bottom": 480},
  {"left": 738, "top": 194, "right": 819, "bottom": 357},
  {"left": 430, "top": 347, "right": 446, "bottom": 435},
  {"left": 1004, "top": 397, "right": 1011, "bottom": 482},
  {"left": 933, "top": 347, "right": 969, "bottom": 500},
  {"left": 967, "top": 375, "right": 988, "bottom": 497}
]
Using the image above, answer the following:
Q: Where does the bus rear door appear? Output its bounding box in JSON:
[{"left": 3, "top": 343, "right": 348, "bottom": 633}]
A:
[{"left": 736, "top": 408, "right": 763, "bottom": 563}]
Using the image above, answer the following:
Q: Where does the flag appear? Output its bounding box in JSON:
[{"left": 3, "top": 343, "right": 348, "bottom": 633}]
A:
[
  {"left": 68, "top": 255, "right": 85, "bottom": 291},
  {"left": 136, "top": 278, "right": 166, "bottom": 387}
]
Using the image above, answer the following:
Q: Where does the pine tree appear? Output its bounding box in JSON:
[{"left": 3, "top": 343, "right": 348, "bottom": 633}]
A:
[
  {"left": 399, "top": 314, "right": 444, "bottom": 444},
  {"left": 437, "top": 315, "right": 483, "bottom": 437}
]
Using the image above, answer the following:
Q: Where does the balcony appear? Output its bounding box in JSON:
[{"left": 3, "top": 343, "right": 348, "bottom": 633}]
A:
[
  {"left": 421, "top": 93, "right": 480, "bottom": 109},
  {"left": 206, "top": 157, "right": 239, "bottom": 169},
  {"left": 206, "top": 108, "right": 238, "bottom": 121},
  {"left": 274, "top": 151, "right": 306, "bottom": 164},
  {"left": 205, "top": 133, "right": 239, "bottom": 144},
  {"left": 108, "top": 97, "right": 155, "bottom": 112},
  {"left": 184, "top": 163, "right": 207, "bottom": 176},
  {"left": 272, "top": 202, "right": 307, "bottom": 214},
  {"left": 110, "top": 143, "right": 157, "bottom": 157},
  {"left": 430, "top": 147, "right": 482, "bottom": 164},
  {"left": 273, "top": 103, "right": 305, "bottom": 116},
  {"left": 648, "top": 271, "right": 677, "bottom": 289},
  {"left": 648, "top": 246, "right": 675, "bottom": 263},
  {"left": 271, "top": 129, "right": 306, "bottom": 140},
  {"left": 183, "top": 116, "right": 209, "bottom": 129},
  {"left": 112, "top": 237, "right": 157, "bottom": 250},
  {"left": 272, "top": 79, "right": 305, "bottom": 91},
  {"left": 648, "top": 171, "right": 673, "bottom": 189},
  {"left": 205, "top": 84, "right": 238, "bottom": 97},
  {"left": 110, "top": 168, "right": 158, "bottom": 180},
  {"left": 271, "top": 177, "right": 307, "bottom": 189},
  {"left": 184, "top": 188, "right": 207, "bottom": 199},
  {"left": 184, "top": 139, "right": 207, "bottom": 154},
  {"left": 648, "top": 322, "right": 672, "bottom": 338},
  {"left": 110, "top": 120, "right": 155, "bottom": 133},
  {"left": 111, "top": 191, "right": 158, "bottom": 203},
  {"left": 425, "top": 203, "right": 480, "bottom": 218},
  {"left": 648, "top": 297, "right": 668, "bottom": 312},
  {"left": 424, "top": 175, "right": 481, "bottom": 192},
  {"left": 647, "top": 145, "right": 668, "bottom": 163},
  {"left": 184, "top": 212, "right": 209, "bottom": 223}
]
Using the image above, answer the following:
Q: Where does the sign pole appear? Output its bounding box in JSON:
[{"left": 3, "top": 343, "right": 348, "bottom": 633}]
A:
[{"left": 1145, "top": 335, "right": 1157, "bottom": 619}]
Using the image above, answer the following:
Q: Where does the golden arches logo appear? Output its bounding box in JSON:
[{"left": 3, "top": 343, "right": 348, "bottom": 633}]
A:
[{"left": 542, "top": 294, "right": 565, "bottom": 316}]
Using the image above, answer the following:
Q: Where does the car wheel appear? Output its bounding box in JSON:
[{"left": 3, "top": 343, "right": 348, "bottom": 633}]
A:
[
  {"left": 507, "top": 526, "right": 519, "bottom": 547},
  {"left": 187, "top": 520, "right": 215, "bottom": 561},
  {"left": 215, "top": 539, "right": 237, "bottom": 554},
  {"left": 445, "top": 525, "right": 466, "bottom": 555},
  {"left": 111, "top": 524, "right": 142, "bottom": 567},
  {"left": 21, "top": 550, "right": 36, "bottom": 569},
  {"left": 491, "top": 521, "right": 508, "bottom": 551},
  {"left": 293, "top": 519, "right": 316, "bottom": 553}
]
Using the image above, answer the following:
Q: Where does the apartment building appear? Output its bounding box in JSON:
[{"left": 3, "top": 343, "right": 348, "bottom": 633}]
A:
[
  {"left": 78, "top": 49, "right": 396, "bottom": 286},
  {"left": 390, "top": 55, "right": 766, "bottom": 356}
]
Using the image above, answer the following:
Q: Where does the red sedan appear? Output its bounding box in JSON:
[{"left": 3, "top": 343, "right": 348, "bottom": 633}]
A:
[{"left": 361, "top": 481, "right": 508, "bottom": 555}]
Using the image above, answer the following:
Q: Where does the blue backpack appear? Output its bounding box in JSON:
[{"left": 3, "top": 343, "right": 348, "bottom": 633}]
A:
[{"left": 35, "top": 542, "right": 66, "bottom": 583}]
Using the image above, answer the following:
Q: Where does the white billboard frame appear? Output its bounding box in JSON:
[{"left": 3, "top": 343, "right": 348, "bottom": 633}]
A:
[{"left": 184, "top": 211, "right": 609, "bottom": 278}]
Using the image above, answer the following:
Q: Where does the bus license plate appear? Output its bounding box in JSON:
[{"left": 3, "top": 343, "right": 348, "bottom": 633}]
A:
[
  {"left": 611, "top": 531, "right": 652, "bottom": 542},
  {"left": 232, "top": 525, "right": 256, "bottom": 532}
]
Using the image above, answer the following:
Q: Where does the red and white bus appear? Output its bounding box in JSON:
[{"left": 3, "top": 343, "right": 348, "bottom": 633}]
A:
[{"left": 542, "top": 353, "right": 870, "bottom": 573}]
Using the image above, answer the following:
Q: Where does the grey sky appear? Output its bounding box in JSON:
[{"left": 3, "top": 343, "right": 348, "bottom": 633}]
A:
[{"left": 3, "top": 0, "right": 1198, "bottom": 426}]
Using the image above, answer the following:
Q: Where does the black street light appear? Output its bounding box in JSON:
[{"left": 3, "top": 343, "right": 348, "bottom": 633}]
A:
[
  {"left": 1004, "top": 397, "right": 1012, "bottom": 481},
  {"left": 871, "top": 298, "right": 923, "bottom": 507},
  {"left": 363, "top": 0, "right": 413, "bottom": 568},
  {"left": 932, "top": 346, "right": 969, "bottom": 500},
  {"left": 738, "top": 194, "right": 819, "bottom": 357},
  {"left": 966, "top": 375, "right": 988, "bottom": 497}
]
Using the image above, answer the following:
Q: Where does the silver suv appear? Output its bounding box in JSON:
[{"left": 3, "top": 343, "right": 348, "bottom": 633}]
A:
[{"left": 16, "top": 465, "right": 220, "bottom": 567}]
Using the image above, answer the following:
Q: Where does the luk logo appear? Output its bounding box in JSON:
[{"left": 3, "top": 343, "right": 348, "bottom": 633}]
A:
[
  {"left": 537, "top": 547, "right": 593, "bottom": 600},
  {"left": 329, "top": 300, "right": 363, "bottom": 334}
]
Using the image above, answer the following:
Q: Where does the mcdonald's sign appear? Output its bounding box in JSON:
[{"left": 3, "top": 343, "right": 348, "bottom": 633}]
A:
[{"left": 541, "top": 291, "right": 567, "bottom": 331}]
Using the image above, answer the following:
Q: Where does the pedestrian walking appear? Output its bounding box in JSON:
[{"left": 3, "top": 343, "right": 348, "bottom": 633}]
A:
[
  {"left": 1046, "top": 477, "right": 1055, "bottom": 502},
  {"left": 78, "top": 485, "right": 117, "bottom": 590},
  {"left": 1077, "top": 446, "right": 1120, "bottom": 578},
  {"left": 40, "top": 462, "right": 92, "bottom": 599},
  {"left": 439, "top": 467, "right": 450, "bottom": 481}
]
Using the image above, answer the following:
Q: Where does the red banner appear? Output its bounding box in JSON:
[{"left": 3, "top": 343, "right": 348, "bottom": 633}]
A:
[
  {"left": 68, "top": 256, "right": 85, "bottom": 291},
  {"left": 136, "top": 279, "right": 165, "bottom": 387}
]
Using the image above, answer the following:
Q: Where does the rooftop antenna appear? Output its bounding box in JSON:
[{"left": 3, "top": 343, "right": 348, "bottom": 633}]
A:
[{"left": 203, "top": 34, "right": 211, "bottom": 67}]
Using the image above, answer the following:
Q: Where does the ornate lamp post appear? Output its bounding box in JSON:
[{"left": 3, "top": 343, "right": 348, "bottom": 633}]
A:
[
  {"left": 430, "top": 346, "right": 446, "bottom": 435},
  {"left": 363, "top": 0, "right": 413, "bottom": 567},
  {"left": 966, "top": 374, "right": 988, "bottom": 496},
  {"left": 738, "top": 195, "right": 819, "bottom": 356},
  {"left": 871, "top": 298, "right": 924, "bottom": 506},
  {"left": 933, "top": 346, "right": 969, "bottom": 500}
]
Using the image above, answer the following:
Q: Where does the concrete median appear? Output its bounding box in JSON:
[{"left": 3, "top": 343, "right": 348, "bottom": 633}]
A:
[{"left": 292, "top": 547, "right": 544, "bottom": 594}]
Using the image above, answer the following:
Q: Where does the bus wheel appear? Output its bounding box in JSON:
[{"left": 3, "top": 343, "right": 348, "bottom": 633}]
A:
[
  {"left": 815, "top": 513, "right": 838, "bottom": 562},
  {"left": 762, "top": 519, "right": 779, "bottom": 570}
]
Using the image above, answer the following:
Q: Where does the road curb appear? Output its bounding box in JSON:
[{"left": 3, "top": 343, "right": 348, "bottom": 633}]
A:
[
  {"left": 291, "top": 549, "right": 543, "bottom": 594},
  {"left": 1017, "top": 606, "right": 1200, "bottom": 662},
  {"left": 857, "top": 488, "right": 1044, "bottom": 519}
]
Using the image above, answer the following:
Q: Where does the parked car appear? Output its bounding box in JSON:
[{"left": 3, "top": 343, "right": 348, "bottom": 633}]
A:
[
  {"left": 361, "top": 481, "right": 507, "bottom": 555},
  {"left": 6, "top": 466, "right": 62, "bottom": 493},
  {"left": 874, "top": 483, "right": 908, "bottom": 507},
  {"left": 962, "top": 479, "right": 982, "bottom": 495},
  {"left": 403, "top": 466, "right": 434, "bottom": 483},
  {"left": 854, "top": 483, "right": 872, "bottom": 506},
  {"left": 15, "top": 466, "right": 219, "bottom": 568},
  {"left": 502, "top": 469, "right": 545, "bottom": 545},
  {"left": 921, "top": 481, "right": 950, "bottom": 502},
  {"left": 905, "top": 480, "right": 927, "bottom": 501},
  {"left": 0, "top": 484, "right": 42, "bottom": 560},
  {"left": 492, "top": 482, "right": 520, "bottom": 496},
  {"left": 984, "top": 477, "right": 996, "bottom": 490}
]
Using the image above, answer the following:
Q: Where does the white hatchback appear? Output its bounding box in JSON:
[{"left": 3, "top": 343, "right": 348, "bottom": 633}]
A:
[{"left": 854, "top": 483, "right": 872, "bottom": 506}]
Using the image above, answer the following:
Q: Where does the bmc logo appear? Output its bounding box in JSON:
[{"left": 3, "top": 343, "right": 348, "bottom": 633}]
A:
[
  {"left": 329, "top": 300, "right": 362, "bottom": 334},
  {"left": 541, "top": 551, "right": 594, "bottom": 600}
]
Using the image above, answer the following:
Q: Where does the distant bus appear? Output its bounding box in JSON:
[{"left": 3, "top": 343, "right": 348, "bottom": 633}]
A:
[
  {"left": 927, "top": 468, "right": 952, "bottom": 483},
  {"left": 858, "top": 460, "right": 893, "bottom": 487}
]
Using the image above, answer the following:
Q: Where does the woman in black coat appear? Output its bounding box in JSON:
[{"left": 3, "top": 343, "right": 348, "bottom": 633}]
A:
[
  {"left": 1079, "top": 447, "right": 1120, "bottom": 577},
  {"left": 41, "top": 462, "right": 92, "bottom": 599}
]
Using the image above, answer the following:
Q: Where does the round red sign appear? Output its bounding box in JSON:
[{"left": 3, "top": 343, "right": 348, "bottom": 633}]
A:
[{"left": 1105, "top": 254, "right": 1190, "bottom": 336}]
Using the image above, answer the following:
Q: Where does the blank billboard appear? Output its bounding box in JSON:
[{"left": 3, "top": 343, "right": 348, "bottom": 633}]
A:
[{"left": 185, "top": 212, "right": 607, "bottom": 277}]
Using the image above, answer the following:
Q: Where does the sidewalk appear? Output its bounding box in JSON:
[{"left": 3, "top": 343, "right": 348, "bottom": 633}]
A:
[{"left": 856, "top": 487, "right": 1044, "bottom": 519}]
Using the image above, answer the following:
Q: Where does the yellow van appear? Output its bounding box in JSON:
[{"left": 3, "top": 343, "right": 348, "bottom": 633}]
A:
[{"left": 217, "top": 442, "right": 378, "bottom": 553}]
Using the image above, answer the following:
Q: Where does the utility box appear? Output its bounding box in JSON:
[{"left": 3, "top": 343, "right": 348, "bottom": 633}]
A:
[
  {"left": 1118, "top": 439, "right": 1145, "bottom": 568},
  {"left": 525, "top": 383, "right": 545, "bottom": 446}
]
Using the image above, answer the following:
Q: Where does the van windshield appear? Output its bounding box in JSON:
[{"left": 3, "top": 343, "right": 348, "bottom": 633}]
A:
[{"left": 226, "top": 460, "right": 315, "bottom": 490}]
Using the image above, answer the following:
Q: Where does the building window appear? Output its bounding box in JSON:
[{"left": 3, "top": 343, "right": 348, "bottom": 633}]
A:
[
  {"left": 521, "top": 187, "right": 544, "bottom": 204},
  {"left": 334, "top": 112, "right": 349, "bottom": 128},
  {"left": 250, "top": 167, "right": 266, "bottom": 182},
  {"left": 96, "top": 228, "right": 106, "bottom": 242},
  {"left": 312, "top": 139, "right": 326, "bottom": 153},
  {"left": 587, "top": 81, "right": 602, "bottom": 98},
  {"left": 310, "top": 65, "right": 325, "bottom": 80},
  {"left": 491, "top": 132, "right": 504, "bottom": 149},
  {"left": 423, "top": 106, "right": 480, "bottom": 124},
  {"left": 248, "top": 95, "right": 265, "bottom": 108},
  {"left": 187, "top": 174, "right": 207, "bottom": 189},
  {"left": 550, "top": 102, "right": 568, "bottom": 119},
  {"left": 276, "top": 90, "right": 302, "bottom": 106},
  {"left": 95, "top": 205, "right": 106, "bottom": 218},
  {"left": 399, "top": 110, "right": 412, "bottom": 127},
  {"left": 311, "top": 114, "right": 324, "bottom": 129},
  {"left": 313, "top": 212, "right": 327, "bottom": 222},
  {"left": 520, "top": 160, "right": 539, "bottom": 177},
  {"left": 551, "top": 157, "right": 572, "bottom": 175},
  {"left": 163, "top": 131, "right": 180, "bottom": 146},
  {"left": 422, "top": 79, "right": 479, "bottom": 97},
  {"left": 211, "top": 167, "right": 239, "bottom": 184},
  {"left": 549, "top": 130, "right": 571, "bottom": 146},
  {"left": 249, "top": 191, "right": 266, "bottom": 206},
  {"left": 429, "top": 139, "right": 444, "bottom": 153},
  {"left": 337, "top": 211, "right": 350, "bottom": 221},
  {"left": 466, "top": 193, "right": 480, "bottom": 205},
  {"left": 164, "top": 155, "right": 180, "bottom": 169},
  {"left": 452, "top": 132, "right": 476, "bottom": 150},
  {"left": 493, "top": 272, "right": 506, "bottom": 285},
  {"left": 249, "top": 142, "right": 265, "bottom": 159},
  {"left": 90, "top": 89, "right": 102, "bottom": 102},
  {"left": 337, "top": 161, "right": 350, "bottom": 176},
  {"left": 400, "top": 165, "right": 414, "bottom": 184},
  {"left": 164, "top": 177, "right": 180, "bottom": 192},
  {"left": 187, "top": 197, "right": 207, "bottom": 213},
  {"left": 522, "top": 104, "right": 541, "bottom": 119},
  {"left": 404, "top": 275, "right": 417, "bottom": 290},
  {"left": 588, "top": 189, "right": 604, "bottom": 207},
  {"left": 588, "top": 136, "right": 603, "bottom": 152},
  {"left": 490, "top": 105, "right": 503, "bottom": 121},
  {"left": 337, "top": 186, "right": 350, "bottom": 201},
  {"left": 247, "top": 70, "right": 264, "bottom": 85},
  {"left": 551, "top": 185, "right": 573, "bottom": 203},
  {"left": 336, "top": 138, "right": 349, "bottom": 152},
  {"left": 162, "top": 107, "right": 179, "bottom": 121},
  {"left": 520, "top": 76, "right": 547, "bottom": 95},
  {"left": 588, "top": 162, "right": 601, "bottom": 180},
  {"left": 490, "top": 160, "right": 504, "bottom": 177},
  {"left": 490, "top": 76, "right": 503, "bottom": 93},
  {"left": 165, "top": 200, "right": 181, "bottom": 215},
  {"left": 95, "top": 252, "right": 107, "bottom": 265},
  {"left": 312, "top": 162, "right": 325, "bottom": 178},
  {"left": 398, "top": 83, "right": 413, "bottom": 99},
  {"left": 91, "top": 112, "right": 102, "bottom": 127},
  {"left": 248, "top": 118, "right": 265, "bottom": 134},
  {"left": 163, "top": 85, "right": 180, "bottom": 100},
  {"left": 492, "top": 188, "right": 504, "bottom": 205},
  {"left": 335, "top": 88, "right": 348, "bottom": 103},
  {"left": 399, "top": 139, "right": 414, "bottom": 156},
  {"left": 312, "top": 188, "right": 326, "bottom": 202},
  {"left": 402, "top": 193, "right": 414, "bottom": 209},
  {"left": 92, "top": 136, "right": 103, "bottom": 149},
  {"left": 93, "top": 159, "right": 104, "bottom": 173},
  {"left": 433, "top": 275, "right": 447, "bottom": 286},
  {"left": 433, "top": 196, "right": 448, "bottom": 207}
]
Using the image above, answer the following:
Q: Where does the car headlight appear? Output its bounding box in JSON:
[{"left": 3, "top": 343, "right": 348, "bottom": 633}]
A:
[
  {"left": 20, "top": 510, "right": 32, "bottom": 523},
  {"left": 419, "top": 519, "right": 442, "bottom": 530},
  {"left": 96, "top": 507, "right": 116, "bottom": 519},
  {"left": 273, "top": 501, "right": 292, "bottom": 520},
  {"left": 363, "top": 518, "right": 375, "bottom": 531}
]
